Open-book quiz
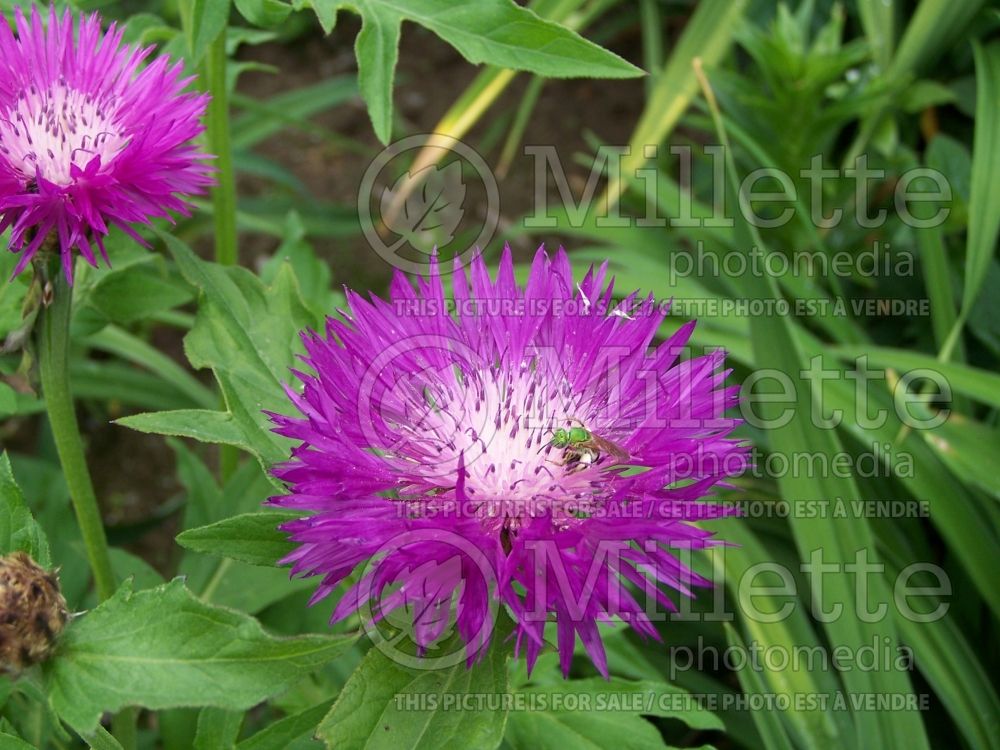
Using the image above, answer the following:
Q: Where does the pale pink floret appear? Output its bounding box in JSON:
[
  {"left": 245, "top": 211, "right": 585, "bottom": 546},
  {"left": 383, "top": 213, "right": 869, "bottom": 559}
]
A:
[{"left": 0, "top": 7, "right": 211, "bottom": 282}]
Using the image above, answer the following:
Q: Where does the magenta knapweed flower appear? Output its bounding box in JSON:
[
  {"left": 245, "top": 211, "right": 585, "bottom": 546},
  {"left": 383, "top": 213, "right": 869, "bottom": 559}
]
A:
[
  {"left": 271, "top": 248, "right": 747, "bottom": 675},
  {"left": 0, "top": 7, "right": 210, "bottom": 282}
]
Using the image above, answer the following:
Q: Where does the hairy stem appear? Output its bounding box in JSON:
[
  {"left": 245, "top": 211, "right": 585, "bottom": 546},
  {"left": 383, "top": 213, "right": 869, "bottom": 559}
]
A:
[{"left": 38, "top": 271, "right": 116, "bottom": 602}]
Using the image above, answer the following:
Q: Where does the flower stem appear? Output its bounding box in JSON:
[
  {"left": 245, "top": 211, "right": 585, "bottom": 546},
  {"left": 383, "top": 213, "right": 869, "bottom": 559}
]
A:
[
  {"left": 204, "top": 28, "right": 238, "bottom": 267},
  {"left": 203, "top": 28, "right": 241, "bottom": 481},
  {"left": 38, "top": 270, "right": 116, "bottom": 602}
]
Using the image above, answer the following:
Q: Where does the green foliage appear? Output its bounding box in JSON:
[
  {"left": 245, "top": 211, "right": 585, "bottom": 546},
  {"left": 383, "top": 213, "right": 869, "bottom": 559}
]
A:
[
  {"left": 0, "top": 452, "right": 51, "bottom": 566},
  {"left": 296, "top": 0, "right": 642, "bottom": 142},
  {"left": 505, "top": 678, "right": 723, "bottom": 749},
  {"left": 963, "top": 41, "right": 1000, "bottom": 317},
  {"left": 177, "top": 511, "right": 300, "bottom": 567},
  {"left": 2, "top": 1, "right": 998, "bottom": 748},
  {"left": 43, "top": 579, "right": 356, "bottom": 734},
  {"left": 316, "top": 635, "right": 511, "bottom": 750},
  {"left": 162, "top": 230, "right": 319, "bottom": 471}
]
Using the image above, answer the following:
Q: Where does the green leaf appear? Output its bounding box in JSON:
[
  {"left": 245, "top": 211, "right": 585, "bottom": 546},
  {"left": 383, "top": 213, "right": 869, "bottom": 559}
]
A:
[
  {"left": 117, "top": 410, "right": 252, "bottom": 452},
  {"left": 70, "top": 360, "right": 198, "bottom": 413},
  {"left": 821, "top": 375, "right": 1000, "bottom": 620},
  {"left": 83, "top": 725, "right": 124, "bottom": 750},
  {"left": 0, "top": 451, "right": 51, "bottom": 566},
  {"left": 87, "top": 262, "right": 193, "bottom": 326},
  {"left": 722, "top": 625, "right": 795, "bottom": 750},
  {"left": 888, "top": 0, "right": 985, "bottom": 82},
  {"left": 87, "top": 326, "right": 217, "bottom": 410},
  {"left": 237, "top": 700, "right": 333, "bottom": 750},
  {"left": 857, "top": 0, "right": 894, "bottom": 69},
  {"left": 962, "top": 41, "right": 1000, "bottom": 316},
  {"left": 203, "top": 562, "right": 316, "bottom": 614},
  {"left": 260, "top": 212, "right": 342, "bottom": 321},
  {"left": 188, "top": 0, "right": 233, "bottom": 65},
  {"left": 235, "top": 0, "right": 292, "bottom": 28},
  {"left": 160, "top": 230, "right": 318, "bottom": 472},
  {"left": 608, "top": 0, "right": 746, "bottom": 202},
  {"left": 505, "top": 711, "right": 666, "bottom": 750},
  {"left": 877, "top": 544, "right": 1000, "bottom": 750},
  {"left": 0, "top": 732, "right": 41, "bottom": 750},
  {"left": 44, "top": 579, "right": 357, "bottom": 734},
  {"left": 317, "top": 633, "right": 510, "bottom": 749},
  {"left": 829, "top": 347, "right": 1000, "bottom": 410},
  {"left": 711, "top": 522, "right": 847, "bottom": 747},
  {"left": 177, "top": 512, "right": 300, "bottom": 567},
  {"left": 924, "top": 414, "right": 1000, "bottom": 501},
  {"left": 302, "top": 0, "right": 642, "bottom": 142},
  {"left": 231, "top": 78, "right": 358, "bottom": 149},
  {"left": 194, "top": 708, "right": 244, "bottom": 750},
  {"left": 0, "top": 382, "right": 17, "bottom": 416},
  {"left": 505, "top": 678, "right": 723, "bottom": 750},
  {"left": 702, "top": 84, "right": 930, "bottom": 748},
  {"left": 108, "top": 548, "right": 166, "bottom": 591},
  {"left": 169, "top": 445, "right": 313, "bottom": 614}
]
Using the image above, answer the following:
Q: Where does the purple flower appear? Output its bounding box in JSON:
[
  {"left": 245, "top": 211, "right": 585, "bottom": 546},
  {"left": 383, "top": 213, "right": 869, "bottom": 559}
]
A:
[
  {"left": 271, "top": 248, "right": 748, "bottom": 676},
  {"left": 0, "top": 7, "right": 211, "bottom": 282}
]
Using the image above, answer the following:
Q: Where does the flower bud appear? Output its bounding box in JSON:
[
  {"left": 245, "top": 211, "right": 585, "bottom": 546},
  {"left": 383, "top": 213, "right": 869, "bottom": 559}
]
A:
[{"left": 0, "top": 552, "right": 68, "bottom": 673}]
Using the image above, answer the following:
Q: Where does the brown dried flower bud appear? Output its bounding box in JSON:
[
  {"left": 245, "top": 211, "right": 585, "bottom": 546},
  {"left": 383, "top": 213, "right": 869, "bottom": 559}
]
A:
[{"left": 0, "top": 552, "right": 69, "bottom": 673}]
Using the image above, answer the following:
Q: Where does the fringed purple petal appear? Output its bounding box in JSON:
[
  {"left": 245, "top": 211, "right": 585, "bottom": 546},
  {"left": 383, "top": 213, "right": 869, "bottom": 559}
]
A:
[{"left": 270, "top": 247, "right": 749, "bottom": 676}]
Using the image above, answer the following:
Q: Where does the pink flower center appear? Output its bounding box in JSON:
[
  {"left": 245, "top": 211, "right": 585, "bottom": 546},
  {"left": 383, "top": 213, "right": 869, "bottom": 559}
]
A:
[
  {"left": 392, "top": 368, "right": 614, "bottom": 537},
  {"left": 0, "top": 79, "right": 127, "bottom": 186}
]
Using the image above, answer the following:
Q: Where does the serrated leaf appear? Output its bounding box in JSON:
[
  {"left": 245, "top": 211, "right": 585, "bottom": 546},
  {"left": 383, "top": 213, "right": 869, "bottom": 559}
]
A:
[
  {"left": 108, "top": 549, "right": 166, "bottom": 591},
  {"left": 301, "top": 0, "right": 642, "bottom": 142},
  {"left": 317, "top": 631, "right": 510, "bottom": 750},
  {"left": 177, "top": 512, "right": 300, "bottom": 567},
  {"left": 160, "top": 230, "right": 318, "bottom": 473},
  {"left": 259, "top": 212, "right": 344, "bottom": 321},
  {"left": 117, "top": 410, "right": 251, "bottom": 451},
  {"left": 0, "top": 451, "right": 51, "bottom": 566},
  {"left": 165, "top": 447, "right": 312, "bottom": 613},
  {"left": 44, "top": 580, "right": 356, "bottom": 734}
]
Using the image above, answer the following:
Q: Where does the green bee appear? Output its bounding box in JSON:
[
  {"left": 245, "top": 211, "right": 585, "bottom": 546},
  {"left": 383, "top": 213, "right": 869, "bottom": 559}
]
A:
[{"left": 548, "top": 419, "right": 630, "bottom": 469}]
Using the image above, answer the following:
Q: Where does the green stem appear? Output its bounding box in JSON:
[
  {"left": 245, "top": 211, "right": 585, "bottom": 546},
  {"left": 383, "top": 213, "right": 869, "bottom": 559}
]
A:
[
  {"left": 204, "top": 29, "right": 238, "bottom": 267},
  {"left": 204, "top": 28, "right": 241, "bottom": 481},
  {"left": 639, "top": 0, "right": 663, "bottom": 98},
  {"left": 38, "top": 271, "right": 116, "bottom": 602}
]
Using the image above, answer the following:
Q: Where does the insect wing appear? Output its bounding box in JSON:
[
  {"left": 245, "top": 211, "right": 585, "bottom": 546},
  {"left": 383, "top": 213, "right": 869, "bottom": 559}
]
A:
[{"left": 586, "top": 433, "right": 631, "bottom": 463}]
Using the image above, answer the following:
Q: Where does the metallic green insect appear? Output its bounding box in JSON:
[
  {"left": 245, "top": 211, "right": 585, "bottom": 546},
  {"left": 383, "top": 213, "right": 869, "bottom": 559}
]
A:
[{"left": 548, "top": 420, "right": 630, "bottom": 468}]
